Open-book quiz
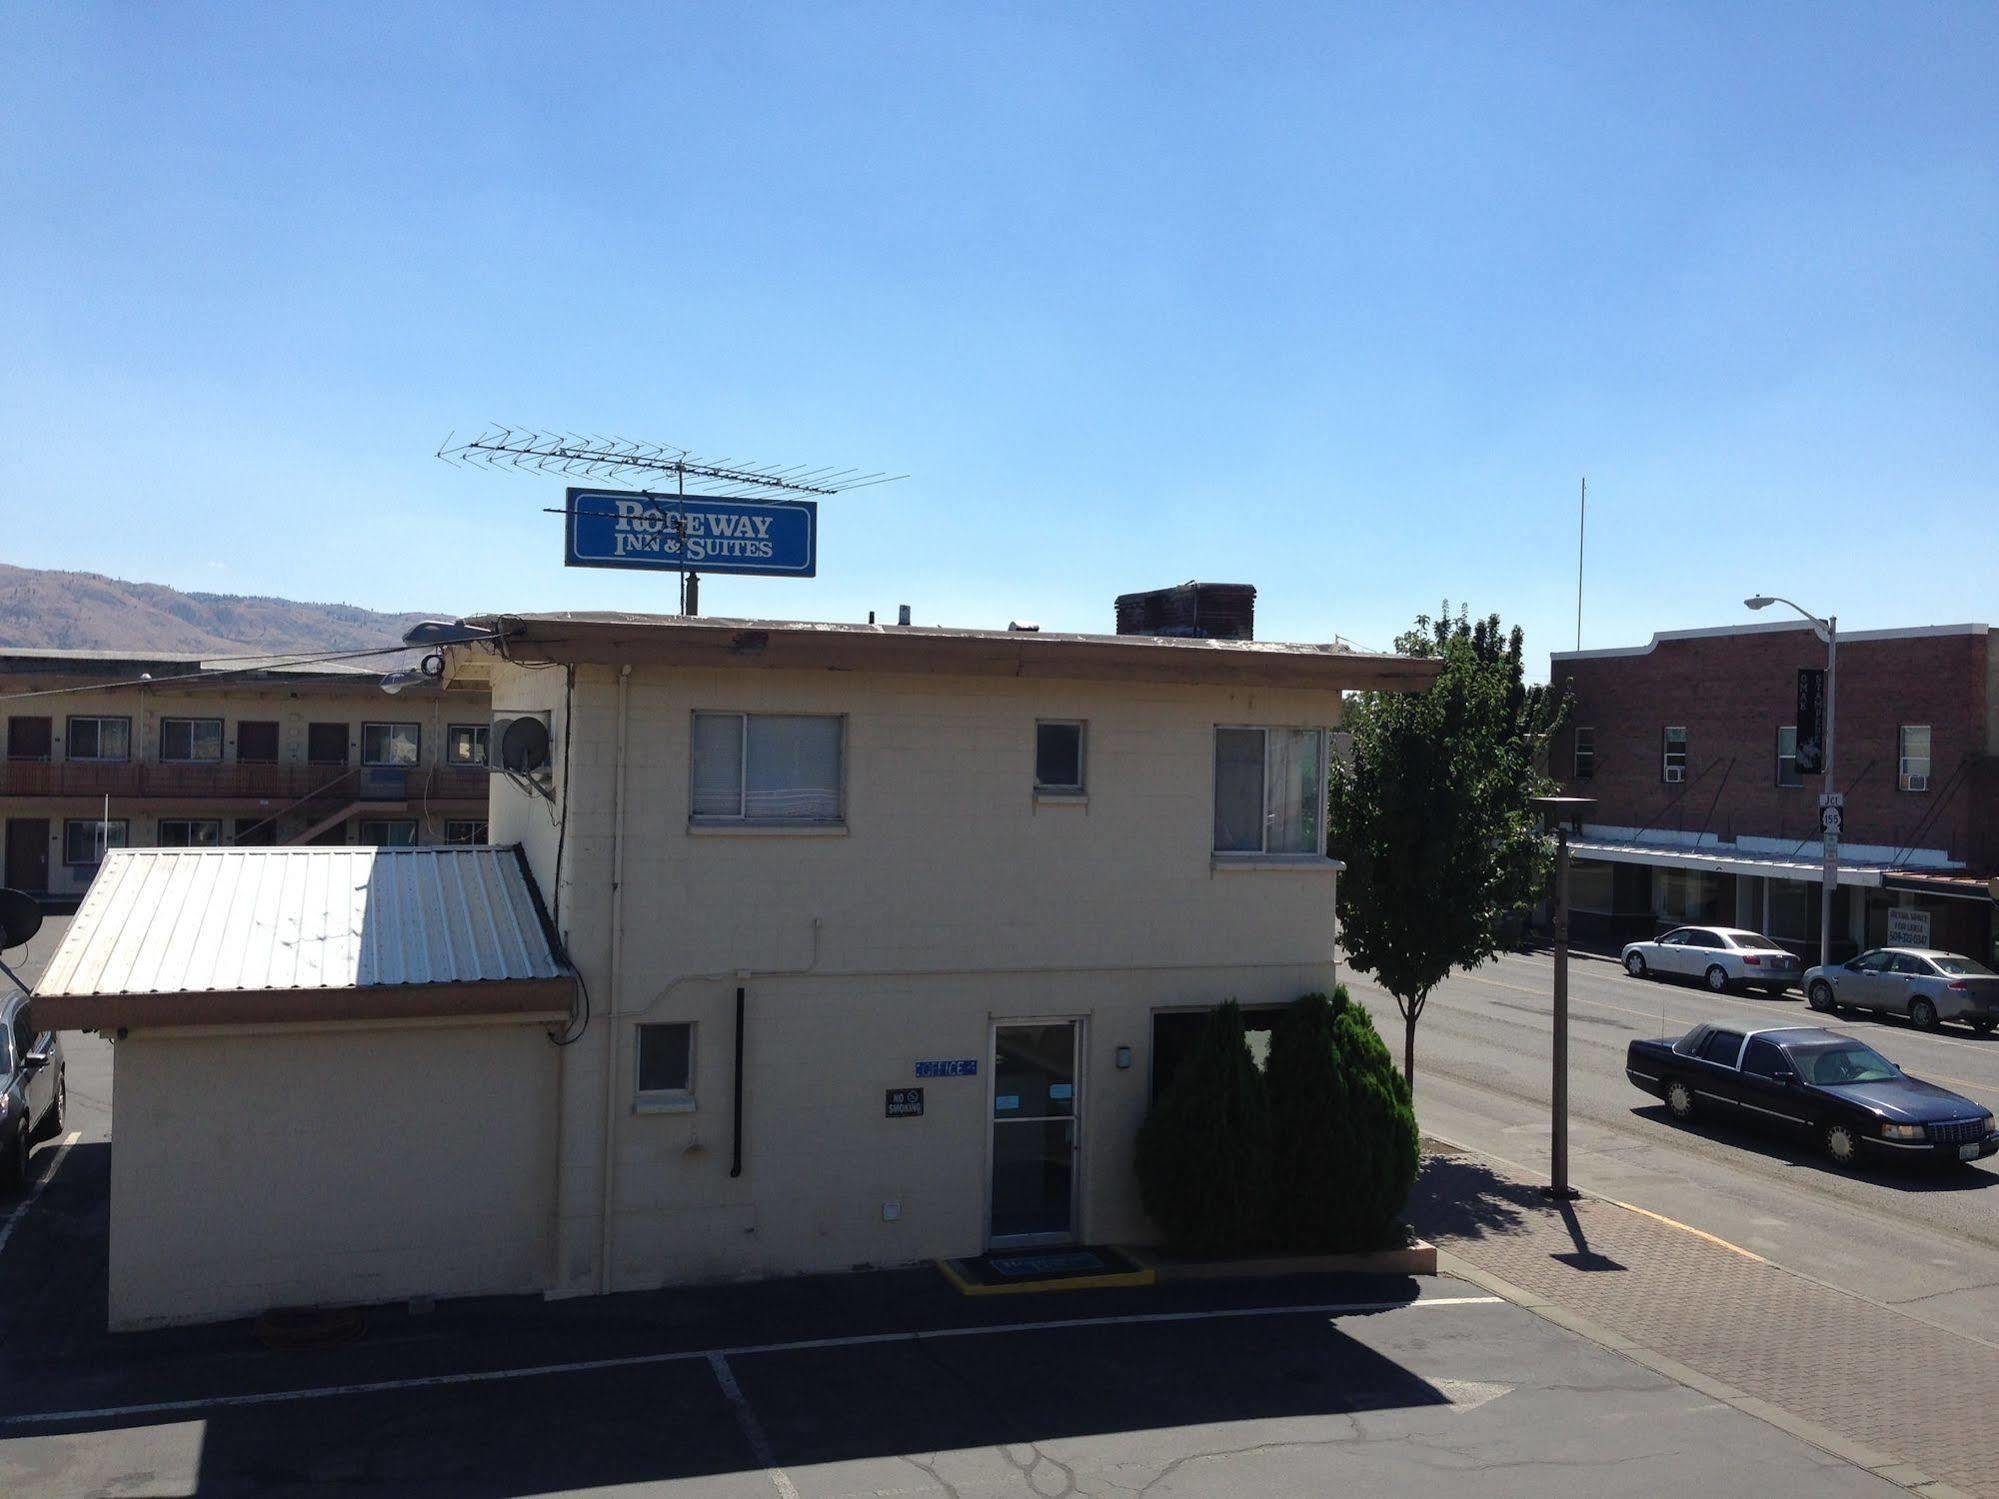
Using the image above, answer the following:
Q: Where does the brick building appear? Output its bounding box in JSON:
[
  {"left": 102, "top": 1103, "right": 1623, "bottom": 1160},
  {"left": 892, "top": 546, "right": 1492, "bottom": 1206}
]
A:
[{"left": 1549, "top": 621, "right": 1999, "bottom": 964}]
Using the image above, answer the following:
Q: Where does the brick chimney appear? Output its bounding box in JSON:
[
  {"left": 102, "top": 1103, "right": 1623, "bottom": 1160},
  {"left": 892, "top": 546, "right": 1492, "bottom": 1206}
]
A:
[{"left": 1114, "top": 582, "right": 1256, "bottom": 641}]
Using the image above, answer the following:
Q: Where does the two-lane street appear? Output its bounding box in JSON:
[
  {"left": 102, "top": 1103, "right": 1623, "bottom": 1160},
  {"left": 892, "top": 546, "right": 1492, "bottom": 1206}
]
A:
[{"left": 1345, "top": 947, "right": 1999, "bottom": 1347}]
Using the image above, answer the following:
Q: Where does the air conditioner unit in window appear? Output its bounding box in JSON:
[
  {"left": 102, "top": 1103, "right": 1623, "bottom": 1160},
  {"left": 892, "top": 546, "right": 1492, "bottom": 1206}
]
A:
[
  {"left": 1663, "top": 766, "right": 1685, "bottom": 783},
  {"left": 489, "top": 711, "right": 553, "bottom": 779},
  {"left": 1905, "top": 774, "right": 1929, "bottom": 792}
]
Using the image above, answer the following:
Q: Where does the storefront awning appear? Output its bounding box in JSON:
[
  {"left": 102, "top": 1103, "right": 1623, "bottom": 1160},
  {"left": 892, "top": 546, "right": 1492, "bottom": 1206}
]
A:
[
  {"left": 32, "top": 846, "right": 574, "bottom": 1031},
  {"left": 1568, "top": 837, "right": 1898, "bottom": 889}
]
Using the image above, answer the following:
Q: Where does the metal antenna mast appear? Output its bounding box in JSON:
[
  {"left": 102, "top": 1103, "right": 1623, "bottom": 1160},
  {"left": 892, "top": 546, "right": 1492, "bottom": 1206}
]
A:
[{"left": 440, "top": 426, "right": 905, "bottom": 614}]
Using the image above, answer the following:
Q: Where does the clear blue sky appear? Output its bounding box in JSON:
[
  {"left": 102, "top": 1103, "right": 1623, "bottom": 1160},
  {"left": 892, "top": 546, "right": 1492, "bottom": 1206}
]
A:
[{"left": 5, "top": 4, "right": 1995, "bottom": 674}]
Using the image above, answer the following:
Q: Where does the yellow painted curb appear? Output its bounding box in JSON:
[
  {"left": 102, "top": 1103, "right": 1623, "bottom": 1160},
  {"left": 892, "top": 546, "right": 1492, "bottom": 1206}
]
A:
[{"left": 934, "top": 1257, "right": 1156, "bottom": 1297}]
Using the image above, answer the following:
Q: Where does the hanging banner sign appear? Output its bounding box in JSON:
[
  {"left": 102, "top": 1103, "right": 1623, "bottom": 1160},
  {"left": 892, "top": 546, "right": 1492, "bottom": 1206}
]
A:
[
  {"left": 1796, "top": 668, "right": 1827, "bottom": 775},
  {"left": 564, "top": 487, "right": 817, "bottom": 577}
]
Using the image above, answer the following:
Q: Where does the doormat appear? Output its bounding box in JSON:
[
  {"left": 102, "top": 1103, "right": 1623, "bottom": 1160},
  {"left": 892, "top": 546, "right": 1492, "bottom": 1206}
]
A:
[{"left": 937, "top": 1245, "right": 1155, "bottom": 1296}]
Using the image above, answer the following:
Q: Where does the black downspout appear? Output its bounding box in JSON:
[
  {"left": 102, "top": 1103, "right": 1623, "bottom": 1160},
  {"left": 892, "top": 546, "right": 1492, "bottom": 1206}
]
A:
[{"left": 730, "top": 985, "right": 745, "bottom": 1178}]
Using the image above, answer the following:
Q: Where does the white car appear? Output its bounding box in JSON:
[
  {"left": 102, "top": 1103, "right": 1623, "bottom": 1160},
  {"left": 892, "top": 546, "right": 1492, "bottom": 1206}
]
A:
[{"left": 1621, "top": 926, "right": 1802, "bottom": 996}]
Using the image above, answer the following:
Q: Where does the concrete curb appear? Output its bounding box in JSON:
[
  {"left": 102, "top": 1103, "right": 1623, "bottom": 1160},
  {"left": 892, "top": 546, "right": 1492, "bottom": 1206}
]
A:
[{"left": 1128, "top": 1240, "right": 1438, "bottom": 1281}]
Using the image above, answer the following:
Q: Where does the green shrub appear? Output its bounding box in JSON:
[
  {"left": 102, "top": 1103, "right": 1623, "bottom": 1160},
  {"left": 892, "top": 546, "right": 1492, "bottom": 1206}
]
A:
[
  {"left": 1135, "top": 999, "right": 1271, "bottom": 1256},
  {"left": 1265, "top": 992, "right": 1351, "bottom": 1249},
  {"left": 1326, "top": 989, "right": 1420, "bottom": 1248}
]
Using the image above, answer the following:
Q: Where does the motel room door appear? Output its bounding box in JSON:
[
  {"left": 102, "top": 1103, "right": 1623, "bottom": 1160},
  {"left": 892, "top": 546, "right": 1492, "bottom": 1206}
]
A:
[
  {"left": 5, "top": 819, "right": 49, "bottom": 894},
  {"left": 989, "top": 1021, "right": 1081, "bottom": 1247}
]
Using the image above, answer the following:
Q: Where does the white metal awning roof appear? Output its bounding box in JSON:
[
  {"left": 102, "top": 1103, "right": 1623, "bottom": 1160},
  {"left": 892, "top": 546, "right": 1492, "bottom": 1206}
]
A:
[
  {"left": 33, "top": 846, "right": 572, "bottom": 1031},
  {"left": 1568, "top": 837, "right": 1894, "bottom": 888}
]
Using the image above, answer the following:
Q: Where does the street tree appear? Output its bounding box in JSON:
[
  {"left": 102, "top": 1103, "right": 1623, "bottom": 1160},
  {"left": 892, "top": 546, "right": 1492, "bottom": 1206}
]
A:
[{"left": 1328, "top": 604, "right": 1562, "bottom": 1087}]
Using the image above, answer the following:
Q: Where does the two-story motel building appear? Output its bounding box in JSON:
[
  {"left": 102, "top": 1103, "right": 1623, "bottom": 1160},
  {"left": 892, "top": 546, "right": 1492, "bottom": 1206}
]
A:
[{"left": 33, "top": 599, "right": 1436, "bottom": 1327}]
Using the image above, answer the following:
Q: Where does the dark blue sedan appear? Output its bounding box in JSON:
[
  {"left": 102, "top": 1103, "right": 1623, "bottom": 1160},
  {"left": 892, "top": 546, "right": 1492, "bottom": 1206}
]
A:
[{"left": 1625, "top": 1023, "right": 1997, "bottom": 1168}]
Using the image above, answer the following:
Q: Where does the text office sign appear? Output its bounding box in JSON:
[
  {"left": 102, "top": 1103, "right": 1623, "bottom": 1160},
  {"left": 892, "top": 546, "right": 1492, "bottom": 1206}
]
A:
[{"left": 565, "top": 487, "right": 817, "bottom": 577}]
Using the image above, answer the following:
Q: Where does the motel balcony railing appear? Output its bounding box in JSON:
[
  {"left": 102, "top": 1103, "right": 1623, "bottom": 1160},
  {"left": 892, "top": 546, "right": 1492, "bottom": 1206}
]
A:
[{"left": 0, "top": 759, "right": 491, "bottom": 804}]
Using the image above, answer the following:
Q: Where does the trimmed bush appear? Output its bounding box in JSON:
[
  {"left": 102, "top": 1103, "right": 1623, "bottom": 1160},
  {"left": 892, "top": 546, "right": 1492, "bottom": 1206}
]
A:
[
  {"left": 1326, "top": 989, "right": 1420, "bottom": 1248},
  {"left": 1264, "top": 987, "right": 1420, "bottom": 1251},
  {"left": 1265, "top": 992, "right": 1351, "bottom": 1250},
  {"left": 1135, "top": 999, "right": 1271, "bottom": 1256}
]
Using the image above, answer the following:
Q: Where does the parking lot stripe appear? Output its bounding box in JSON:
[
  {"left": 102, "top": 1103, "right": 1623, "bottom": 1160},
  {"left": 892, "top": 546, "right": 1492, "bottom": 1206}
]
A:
[
  {"left": 0, "top": 1293, "right": 1504, "bottom": 1430},
  {"left": 708, "top": 1351, "right": 801, "bottom": 1499},
  {"left": 0, "top": 1130, "right": 80, "bottom": 1260}
]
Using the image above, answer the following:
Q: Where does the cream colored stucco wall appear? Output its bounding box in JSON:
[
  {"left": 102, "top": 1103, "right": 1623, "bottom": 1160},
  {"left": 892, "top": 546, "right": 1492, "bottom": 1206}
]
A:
[
  {"left": 484, "top": 656, "right": 1344, "bottom": 1296},
  {"left": 107, "top": 1019, "right": 558, "bottom": 1330}
]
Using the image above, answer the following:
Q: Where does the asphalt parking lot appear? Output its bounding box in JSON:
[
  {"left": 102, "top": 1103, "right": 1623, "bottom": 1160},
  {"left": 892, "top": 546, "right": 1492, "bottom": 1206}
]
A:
[{"left": 0, "top": 919, "right": 1916, "bottom": 1497}]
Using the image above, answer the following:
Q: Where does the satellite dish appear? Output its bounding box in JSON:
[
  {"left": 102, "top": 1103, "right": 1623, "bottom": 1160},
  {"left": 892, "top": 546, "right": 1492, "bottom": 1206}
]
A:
[
  {"left": 499, "top": 716, "right": 552, "bottom": 775},
  {"left": 0, "top": 889, "right": 44, "bottom": 952}
]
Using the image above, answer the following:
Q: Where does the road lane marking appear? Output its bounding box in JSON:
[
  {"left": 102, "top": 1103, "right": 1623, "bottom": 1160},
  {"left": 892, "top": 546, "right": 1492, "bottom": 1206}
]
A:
[
  {"left": 0, "top": 1130, "right": 80, "bottom": 1259},
  {"left": 709, "top": 1351, "right": 801, "bottom": 1499},
  {"left": 0, "top": 1295, "right": 1505, "bottom": 1429}
]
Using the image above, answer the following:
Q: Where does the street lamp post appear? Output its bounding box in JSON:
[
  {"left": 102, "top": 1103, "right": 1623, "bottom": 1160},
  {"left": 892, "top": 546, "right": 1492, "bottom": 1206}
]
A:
[
  {"left": 1747, "top": 596, "right": 1839, "bottom": 971},
  {"left": 1533, "top": 794, "right": 1596, "bottom": 1202}
]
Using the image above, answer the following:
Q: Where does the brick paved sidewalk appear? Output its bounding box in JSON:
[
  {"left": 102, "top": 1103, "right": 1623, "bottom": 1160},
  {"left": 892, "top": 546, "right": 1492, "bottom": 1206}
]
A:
[{"left": 1408, "top": 1144, "right": 1997, "bottom": 1499}]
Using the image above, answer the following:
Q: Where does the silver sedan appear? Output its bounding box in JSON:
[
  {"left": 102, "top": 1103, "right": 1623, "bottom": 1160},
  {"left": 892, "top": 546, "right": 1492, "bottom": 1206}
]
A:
[
  {"left": 1805, "top": 948, "right": 1999, "bottom": 1034},
  {"left": 1622, "top": 926, "right": 1803, "bottom": 996}
]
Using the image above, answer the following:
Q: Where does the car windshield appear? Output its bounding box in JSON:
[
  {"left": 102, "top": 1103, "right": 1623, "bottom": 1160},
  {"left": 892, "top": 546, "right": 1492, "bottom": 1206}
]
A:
[
  {"left": 1729, "top": 933, "right": 1783, "bottom": 949},
  {"left": 1793, "top": 1043, "right": 1900, "bottom": 1086},
  {"left": 1932, "top": 956, "right": 1996, "bottom": 977}
]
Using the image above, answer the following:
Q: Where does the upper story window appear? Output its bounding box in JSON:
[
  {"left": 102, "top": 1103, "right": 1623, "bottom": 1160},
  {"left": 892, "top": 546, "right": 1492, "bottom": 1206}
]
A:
[
  {"left": 1213, "top": 726, "right": 1326, "bottom": 856},
  {"left": 691, "top": 712, "right": 843, "bottom": 824},
  {"left": 237, "top": 720, "right": 280, "bottom": 764},
  {"left": 67, "top": 715, "right": 131, "bottom": 762},
  {"left": 63, "top": 817, "right": 127, "bottom": 866},
  {"left": 447, "top": 724, "right": 489, "bottom": 766},
  {"left": 157, "top": 818, "right": 222, "bottom": 848},
  {"left": 307, "top": 722, "right": 350, "bottom": 765},
  {"left": 1661, "top": 726, "right": 1687, "bottom": 783},
  {"left": 361, "top": 722, "right": 421, "bottom": 767},
  {"left": 444, "top": 818, "right": 489, "bottom": 845},
  {"left": 6, "top": 716, "right": 52, "bottom": 761},
  {"left": 1775, "top": 725, "right": 1801, "bottom": 788},
  {"left": 1572, "top": 726, "right": 1595, "bottom": 782},
  {"left": 160, "top": 717, "right": 223, "bottom": 763},
  {"left": 1035, "top": 721, "right": 1086, "bottom": 795},
  {"left": 1898, "top": 725, "right": 1931, "bottom": 792}
]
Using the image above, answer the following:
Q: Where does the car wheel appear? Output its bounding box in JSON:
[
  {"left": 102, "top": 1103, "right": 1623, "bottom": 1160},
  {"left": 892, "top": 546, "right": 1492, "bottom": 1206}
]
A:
[
  {"left": 35, "top": 1074, "right": 65, "bottom": 1142},
  {"left": 1705, "top": 965, "right": 1731, "bottom": 993},
  {"left": 1821, "top": 1120, "right": 1860, "bottom": 1168},
  {"left": 1808, "top": 981, "right": 1836, "bottom": 1012},
  {"left": 1666, "top": 1080, "right": 1696, "bottom": 1121},
  {"left": 1910, "top": 997, "right": 1940, "bottom": 1032},
  {"left": 1625, "top": 952, "right": 1648, "bottom": 978},
  {"left": 1971, "top": 1018, "right": 1995, "bottom": 1036}
]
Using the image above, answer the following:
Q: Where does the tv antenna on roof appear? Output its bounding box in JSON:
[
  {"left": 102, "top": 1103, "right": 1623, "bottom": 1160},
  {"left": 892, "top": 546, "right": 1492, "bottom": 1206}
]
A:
[{"left": 439, "top": 426, "right": 905, "bottom": 614}]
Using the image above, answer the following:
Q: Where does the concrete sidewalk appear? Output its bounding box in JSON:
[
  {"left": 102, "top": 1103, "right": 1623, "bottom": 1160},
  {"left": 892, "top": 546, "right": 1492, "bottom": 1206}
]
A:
[{"left": 1409, "top": 1141, "right": 1995, "bottom": 1499}]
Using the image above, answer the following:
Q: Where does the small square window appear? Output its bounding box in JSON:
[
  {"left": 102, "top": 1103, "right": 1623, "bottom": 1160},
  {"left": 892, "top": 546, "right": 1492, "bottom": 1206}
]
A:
[
  {"left": 444, "top": 819, "right": 488, "bottom": 845},
  {"left": 447, "top": 725, "right": 489, "bottom": 766},
  {"left": 1035, "top": 721, "right": 1085, "bottom": 794},
  {"left": 636, "top": 1022, "right": 695, "bottom": 1110}
]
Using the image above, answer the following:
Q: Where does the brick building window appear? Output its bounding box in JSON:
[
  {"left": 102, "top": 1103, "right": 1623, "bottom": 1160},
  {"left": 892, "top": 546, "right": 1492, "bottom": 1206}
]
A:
[
  {"left": 1662, "top": 726, "right": 1687, "bottom": 784},
  {"left": 1776, "top": 726, "right": 1802, "bottom": 788},
  {"left": 1899, "top": 725, "right": 1931, "bottom": 792},
  {"left": 1573, "top": 726, "right": 1595, "bottom": 782}
]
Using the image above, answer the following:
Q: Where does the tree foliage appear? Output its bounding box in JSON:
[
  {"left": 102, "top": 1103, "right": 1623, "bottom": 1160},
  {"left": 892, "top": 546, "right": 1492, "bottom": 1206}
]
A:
[
  {"left": 1135, "top": 999, "right": 1271, "bottom": 1256},
  {"left": 1329, "top": 604, "right": 1563, "bottom": 1086},
  {"left": 1266, "top": 988, "right": 1419, "bottom": 1251}
]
